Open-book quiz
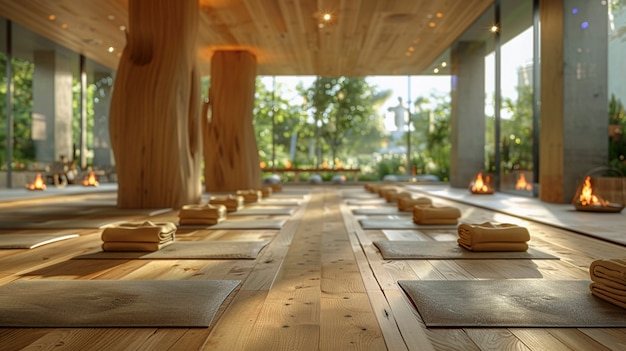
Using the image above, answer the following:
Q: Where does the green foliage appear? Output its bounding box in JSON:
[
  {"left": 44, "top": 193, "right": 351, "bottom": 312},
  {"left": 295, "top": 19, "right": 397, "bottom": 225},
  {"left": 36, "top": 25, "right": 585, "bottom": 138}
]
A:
[
  {"left": 500, "top": 85, "right": 534, "bottom": 172},
  {"left": 609, "top": 94, "right": 626, "bottom": 174},
  {"left": 0, "top": 54, "right": 36, "bottom": 169}
]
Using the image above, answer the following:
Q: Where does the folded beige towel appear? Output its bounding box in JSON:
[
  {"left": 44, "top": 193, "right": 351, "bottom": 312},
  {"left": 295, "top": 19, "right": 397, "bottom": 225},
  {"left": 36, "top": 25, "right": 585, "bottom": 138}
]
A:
[
  {"left": 377, "top": 186, "right": 396, "bottom": 197},
  {"left": 457, "top": 222, "right": 530, "bottom": 245},
  {"left": 101, "top": 221, "right": 176, "bottom": 243},
  {"left": 398, "top": 197, "right": 432, "bottom": 211},
  {"left": 209, "top": 195, "right": 244, "bottom": 212},
  {"left": 179, "top": 203, "right": 227, "bottom": 220},
  {"left": 101, "top": 240, "right": 174, "bottom": 252},
  {"left": 179, "top": 217, "right": 225, "bottom": 226},
  {"left": 261, "top": 187, "right": 272, "bottom": 198},
  {"left": 458, "top": 241, "right": 529, "bottom": 252},
  {"left": 590, "top": 282, "right": 626, "bottom": 309},
  {"left": 237, "top": 189, "right": 263, "bottom": 203},
  {"left": 384, "top": 189, "right": 399, "bottom": 203},
  {"left": 365, "top": 183, "right": 380, "bottom": 193},
  {"left": 589, "top": 259, "right": 626, "bottom": 290},
  {"left": 413, "top": 205, "right": 461, "bottom": 225},
  {"left": 397, "top": 192, "right": 413, "bottom": 199}
]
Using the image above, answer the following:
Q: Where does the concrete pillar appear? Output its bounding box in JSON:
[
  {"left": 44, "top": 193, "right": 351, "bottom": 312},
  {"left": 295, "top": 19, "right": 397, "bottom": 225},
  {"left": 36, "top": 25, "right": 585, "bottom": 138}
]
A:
[
  {"left": 539, "top": 0, "right": 608, "bottom": 203},
  {"left": 203, "top": 50, "right": 261, "bottom": 192},
  {"left": 92, "top": 72, "right": 114, "bottom": 168},
  {"left": 449, "top": 41, "right": 486, "bottom": 188},
  {"left": 32, "top": 50, "right": 73, "bottom": 163}
]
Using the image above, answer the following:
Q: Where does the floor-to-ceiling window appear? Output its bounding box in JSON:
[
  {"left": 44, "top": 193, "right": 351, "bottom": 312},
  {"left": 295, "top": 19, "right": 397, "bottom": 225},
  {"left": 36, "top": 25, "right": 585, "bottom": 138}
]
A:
[
  {"left": 608, "top": 1, "right": 626, "bottom": 176},
  {"left": 499, "top": 0, "right": 535, "bottom": 195},
  {"left": 0, "top": 19, "right": 115, "bottom": 188}
]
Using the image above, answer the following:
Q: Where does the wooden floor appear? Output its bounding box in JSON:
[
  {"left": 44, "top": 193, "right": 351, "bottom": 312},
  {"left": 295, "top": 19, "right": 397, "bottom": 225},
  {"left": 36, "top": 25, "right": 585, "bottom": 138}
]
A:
[{"left": 0, "top": 184, "right": 625, "bottom": 350}]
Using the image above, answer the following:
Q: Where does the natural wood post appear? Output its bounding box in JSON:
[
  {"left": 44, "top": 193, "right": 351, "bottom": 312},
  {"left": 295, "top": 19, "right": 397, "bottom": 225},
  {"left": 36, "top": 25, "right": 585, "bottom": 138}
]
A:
[
  {"left": 109, "top": 0, "right": 202, "bottom": 208},
  {"left": 204, "top": 50, "right": 261, "bottom": 192}
]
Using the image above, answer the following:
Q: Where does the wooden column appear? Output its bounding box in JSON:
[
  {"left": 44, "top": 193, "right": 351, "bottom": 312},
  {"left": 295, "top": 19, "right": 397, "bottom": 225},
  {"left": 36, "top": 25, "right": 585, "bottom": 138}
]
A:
[
  {"left": 109, "top": 0, "right": 202, "bottom": 208},
  {"left": 204, "top": 50, "right": 261, "bottom": 192}
]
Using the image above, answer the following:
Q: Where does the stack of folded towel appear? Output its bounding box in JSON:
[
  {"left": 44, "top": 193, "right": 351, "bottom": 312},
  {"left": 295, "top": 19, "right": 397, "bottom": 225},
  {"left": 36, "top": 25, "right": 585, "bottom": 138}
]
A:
[
  {"left": 100, "top": 221, "right": 176, "bottom": 252},
  {"left": 178, "top": 203, "right": 227, "bottom": 226},
  {"left": 237, "top": 189, "right": 263, "bottom": 203},
  {"left": 384, "top": 189, "right": 399, "bottom": 203},
  {"left": 377, "top": 186, "right": 396, "bottom": 197},
  {"left": 457, "top": 222, "right": 530, "bottom": 251},
  {"left": 413, "top": 205, "right": 461, "bottom": 225},
  {"left": 260, "top": 186, "right": 273, "bottom": 198},
  {"left": 589, "top": 259, "right": 626, "bottom": 309},
  {"left": 364, "top": 183, "right": 380, "bottom": 193},
  {"left": 209, "top": 195, "right": 244, "bottom": 212},
  {"left": 398, "top": 196, "right": 432, "bottom": 212}
]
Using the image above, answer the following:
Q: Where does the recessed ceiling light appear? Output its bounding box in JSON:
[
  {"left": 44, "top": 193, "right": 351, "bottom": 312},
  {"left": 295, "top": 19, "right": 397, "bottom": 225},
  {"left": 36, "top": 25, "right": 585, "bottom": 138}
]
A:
[
  {"left": 108, "top": 46, "right": 115, "bottom": 53},
  {"left": 48, "top": 14, "right": 56, "bottom": 21},
  {"left": 441, "top": 62, "right": 447, "bottom": 67},
  {"left": 428, "top": 21, "right": 436, "bottom": 28},
  {"left": 433, "top": 68, "right": 439, "bottom": 73},
  {"left": 435, "top": 12, "right": 443, "bottom": 19},
  {"left": 119, "top": 25, "right": 126, "bottom": 31},
  {"left": 108, "top": 15, "right": 116, "bottom": 20},
  {"left": 490, "top": 24, "right": 499, "bottom": 33},
  {"left": 322, "top": 13, "right": 331, "bottom": 21},
  {"left": 61, "top": 23, "right": 68, "bottom": 29}
]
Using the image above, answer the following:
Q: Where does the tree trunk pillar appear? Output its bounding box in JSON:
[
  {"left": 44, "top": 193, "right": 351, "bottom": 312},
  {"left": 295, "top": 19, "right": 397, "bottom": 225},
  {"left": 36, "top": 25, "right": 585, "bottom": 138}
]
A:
[
  {"left": 109, "top": 0, "right": 202, "bottom": 208},
  {"left": 204, "top": 50, "right": 261, "bottom": 192}
]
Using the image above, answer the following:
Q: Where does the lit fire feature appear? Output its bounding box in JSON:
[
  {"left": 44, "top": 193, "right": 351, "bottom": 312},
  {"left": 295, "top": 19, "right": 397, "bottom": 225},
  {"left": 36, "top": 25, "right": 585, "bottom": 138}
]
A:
[
  {"left": 574, "top": 176, "right": 624, "bottom": 213},
  {"left": 516, "top": 173, "right": 533, "bottom": 191},
  {"left": 469, "top": 172, "right": 494, "bottom": 194},
  {"left": 82, "top": 171, "right": 99, "bottom": 187},
  {"left": 26, "top": 173, "right": 46, "bottom": 191}
]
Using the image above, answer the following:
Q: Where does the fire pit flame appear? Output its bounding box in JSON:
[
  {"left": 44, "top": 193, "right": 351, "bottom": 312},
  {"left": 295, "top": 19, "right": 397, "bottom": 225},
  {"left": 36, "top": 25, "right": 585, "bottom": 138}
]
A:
[
  {"left": 469, "top": 172, "right": 494, "bottom": 194},
  {"left": 82, "top": 171, "right": 99, "bottom": 187},
  {"left": 574, "top": 176, "right": 624, "bottom": 213},
  {"left": 515, "top": 173, "right": 533, "bottom": 191},
  {"left": 26, "top": 173, "right": 46, "bottom": 191}
]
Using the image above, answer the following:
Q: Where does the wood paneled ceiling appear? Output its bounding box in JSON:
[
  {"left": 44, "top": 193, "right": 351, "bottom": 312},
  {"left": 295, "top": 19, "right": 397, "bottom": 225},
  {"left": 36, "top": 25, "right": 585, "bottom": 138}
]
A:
[{"left": 0, "top": 0, "right": 494, "bottom": 76}]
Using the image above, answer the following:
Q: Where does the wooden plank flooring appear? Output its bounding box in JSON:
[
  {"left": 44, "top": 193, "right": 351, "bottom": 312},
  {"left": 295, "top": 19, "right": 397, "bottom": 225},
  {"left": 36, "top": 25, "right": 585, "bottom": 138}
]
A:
[{"left": 0, "top": 185, "right": 625, "bottom": 350}]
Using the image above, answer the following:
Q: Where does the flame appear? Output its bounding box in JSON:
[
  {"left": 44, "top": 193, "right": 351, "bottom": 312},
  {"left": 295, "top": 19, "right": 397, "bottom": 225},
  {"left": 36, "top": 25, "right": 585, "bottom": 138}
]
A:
[
  {"left": 578, "top": 176, "right": 609, "bottom": 207},
  {"left": 259, "top": 161, "right": 266, "bottom": 169},
  {"left": 26, "top": 173, "right": 46, "bottom": 190},
  {"left": 285, "top": 161, "right": 292, "bottom": 169},
  {"left": 470, "top": 172, "right": 492, "bottom": 193},
  {"left": 82, "top": 171, "right": 99, "bottom": 187},
  {"left": 515, "top": 173, "right": 533, "bottom": 191}
]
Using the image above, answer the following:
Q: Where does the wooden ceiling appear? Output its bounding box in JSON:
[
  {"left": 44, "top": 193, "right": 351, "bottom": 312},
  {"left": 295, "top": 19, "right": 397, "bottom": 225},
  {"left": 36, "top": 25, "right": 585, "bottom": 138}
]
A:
[{"left": 0, "top": 0, "right": 494, "bottom": 76}]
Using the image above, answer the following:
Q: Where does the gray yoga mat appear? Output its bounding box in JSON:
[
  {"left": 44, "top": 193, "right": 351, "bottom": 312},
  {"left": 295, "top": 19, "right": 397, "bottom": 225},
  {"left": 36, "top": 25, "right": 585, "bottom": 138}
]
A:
[
  {"left": 74, "top": 240, "right": 270, "bottom": 260},
  {"left": 254, "top": 200, "right": 301, "bottom": 206},
  {"left": 398, "top": 279, "right": 626, "bottom": 327},
  {"left": 0, "top": 233, "right": 79, "bottom": 249},
  {"left": 0, "top": 207, "right": 171, "bottom": 217},
  {"left": 211, "top": 218, "right": 287, "bottom": 230},
  {"left": 373, "top": 241, "right": 558, "bottom": 260},
  {"left": 0, "top": 279, "right": 240, "bottom": 327},
  {"left": 228, "top": 208, "right": 294, "bottom": 216},
  {"left": 0, "top": 219, "right": 124, "bottom": 229},
  {"left": 345, "top": 199, "right": 387, "bottom": 206},
  {"left": 359, "top": 218, "right": 458, "bottom": 230},
  {"left": 352, "top": 208, "right": 410, "bottom": 216},
  {"left": 341, "top": 192, "right": 379, "bottom": 199}
]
